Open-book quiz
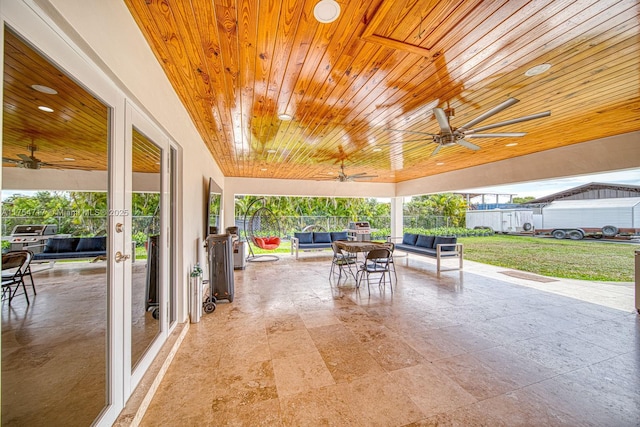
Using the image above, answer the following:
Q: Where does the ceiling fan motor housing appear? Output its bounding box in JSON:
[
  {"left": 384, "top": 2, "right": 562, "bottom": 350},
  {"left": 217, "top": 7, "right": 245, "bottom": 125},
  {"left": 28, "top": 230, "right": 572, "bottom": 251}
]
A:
[{"left": 441, "top": 133, "right": 457, "bottom": 146}]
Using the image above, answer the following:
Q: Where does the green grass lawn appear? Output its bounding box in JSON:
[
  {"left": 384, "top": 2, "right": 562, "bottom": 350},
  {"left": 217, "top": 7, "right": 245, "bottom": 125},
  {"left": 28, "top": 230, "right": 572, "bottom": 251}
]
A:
[
  {"left": 244, "top": 235, "right": 637, "bottom": 282},
  {"left": 458, "top": 235, "right": 636, "bottom": 282}
]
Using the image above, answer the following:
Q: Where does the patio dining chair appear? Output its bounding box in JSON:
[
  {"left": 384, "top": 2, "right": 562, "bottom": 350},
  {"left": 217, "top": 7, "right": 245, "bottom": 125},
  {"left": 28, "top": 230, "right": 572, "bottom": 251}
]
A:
[
  {"left": 379, "top": 242, "right": 397, "bottom": 281},
  {"left": 356, "top": 247, "right": 393, "bottom": 294},
  {"left": 2, "top": 250, "right": 35, "bottom": 305},
  {"left": 330, "top": 241, "right": 357, "bottom": 285}
]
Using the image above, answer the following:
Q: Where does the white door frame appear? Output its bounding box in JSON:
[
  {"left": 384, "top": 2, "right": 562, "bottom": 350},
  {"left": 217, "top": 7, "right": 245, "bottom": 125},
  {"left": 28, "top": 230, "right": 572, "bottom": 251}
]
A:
[
  {"left": 124, "top": 101, "right": 172, "bottom": 395},
  {"left": 1, "top": 2, "right": 179, "bottom": 425}
]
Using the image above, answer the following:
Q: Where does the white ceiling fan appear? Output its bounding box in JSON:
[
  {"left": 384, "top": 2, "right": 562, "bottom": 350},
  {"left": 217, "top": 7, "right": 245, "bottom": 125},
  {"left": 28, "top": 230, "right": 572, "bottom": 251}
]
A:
[{"left": 387, "top": 98, "right": 550, "bottom": 156}]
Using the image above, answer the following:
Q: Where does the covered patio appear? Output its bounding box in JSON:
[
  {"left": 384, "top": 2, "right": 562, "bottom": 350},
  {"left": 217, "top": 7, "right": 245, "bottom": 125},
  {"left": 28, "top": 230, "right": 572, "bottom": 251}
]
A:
[
  {"left": 135, "top": 252, "right": 638, "bottom": 425},
  {"left": 2, "top": 1, "right": 639, "bottom": 425}
]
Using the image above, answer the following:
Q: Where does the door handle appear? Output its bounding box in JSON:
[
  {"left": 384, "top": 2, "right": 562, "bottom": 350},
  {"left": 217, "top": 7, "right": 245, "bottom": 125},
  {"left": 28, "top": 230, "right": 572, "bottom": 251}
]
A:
[{"left": 115, "top": 251, "right": 131, "bottom": 263}]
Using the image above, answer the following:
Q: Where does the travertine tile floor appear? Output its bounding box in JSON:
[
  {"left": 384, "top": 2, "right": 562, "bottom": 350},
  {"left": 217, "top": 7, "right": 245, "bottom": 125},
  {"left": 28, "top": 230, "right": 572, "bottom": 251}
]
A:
[{"left": 141, "top": 253, "right": 640, "bottom": 426}]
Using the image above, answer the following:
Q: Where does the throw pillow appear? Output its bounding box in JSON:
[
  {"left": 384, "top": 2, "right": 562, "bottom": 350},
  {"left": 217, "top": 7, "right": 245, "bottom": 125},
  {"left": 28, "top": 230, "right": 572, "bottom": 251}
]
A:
[
  {"left": 43, "top": 238, "right": 77, "bottom": 253},
  {"left": 294, "top": 232, "right": 313, "bottom": 244},
  {"left": 76, "top": 236, "right": 107, "bottom": 252},
  {"left": 313, "top": 232, "right": 332, "bottom": 243},
  {"left": 331, "top": 231, "right": 348, "bottom": 241},
  {"left": 416, "top": 235, "right": 435, "bottom": 248},
  {"left": 434, "top": 236, "right": 457, "bottom": 251},
  {"left": 402, "top": 233, "right": 419, "bottom": 245}
]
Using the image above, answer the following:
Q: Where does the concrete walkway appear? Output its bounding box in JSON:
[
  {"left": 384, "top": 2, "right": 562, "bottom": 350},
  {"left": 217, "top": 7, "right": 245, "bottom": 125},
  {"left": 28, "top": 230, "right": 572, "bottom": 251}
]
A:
[{"left": 437, "top": 256, "right": 636, "bottom": 313}]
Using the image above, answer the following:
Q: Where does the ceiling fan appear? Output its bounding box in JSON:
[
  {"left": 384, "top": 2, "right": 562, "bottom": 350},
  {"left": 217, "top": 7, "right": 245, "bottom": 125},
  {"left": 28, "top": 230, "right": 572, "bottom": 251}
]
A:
[
  {"left": 315, "top": 161, "right": 378, "bottom": 182},
  {"left": 2, "top": 144, "right": 88, "bottom": 170},
  {"left": 387, "top": 97, "right": 550, "bottom": 156}
]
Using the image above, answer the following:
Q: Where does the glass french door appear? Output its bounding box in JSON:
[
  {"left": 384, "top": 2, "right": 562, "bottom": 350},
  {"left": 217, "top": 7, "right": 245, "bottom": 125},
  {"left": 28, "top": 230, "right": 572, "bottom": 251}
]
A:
[
  {"left": 1, "top": 27, "right": 113, "bottom": 426},
  {"left": 124, "top": 102, "right": 172, "bottom": 393},
  {"left": 2, "top": 2, "right": 179, "bottom": 425}
]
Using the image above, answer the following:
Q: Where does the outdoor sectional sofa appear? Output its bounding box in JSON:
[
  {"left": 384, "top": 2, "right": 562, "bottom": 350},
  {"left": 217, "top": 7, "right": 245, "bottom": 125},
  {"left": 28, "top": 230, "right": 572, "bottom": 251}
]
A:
[
  {"left": 390, "top": 233, "right": 463, "bottom": 272},
  {"left": 33, "top": 236, "right": 107, "bottom": 264},
  {"left": 291, "top": 231, "right": 349, "bottom": 259}
]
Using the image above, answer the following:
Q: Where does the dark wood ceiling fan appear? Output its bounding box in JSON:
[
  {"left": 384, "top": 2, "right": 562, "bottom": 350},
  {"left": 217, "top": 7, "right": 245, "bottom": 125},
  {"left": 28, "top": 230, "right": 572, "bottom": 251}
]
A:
[
  {"left": 314, "top": 160, "right": 378, "bottom": 182},
  {"left": 2, "top": 144, "right": 90, "bottom": 170}
]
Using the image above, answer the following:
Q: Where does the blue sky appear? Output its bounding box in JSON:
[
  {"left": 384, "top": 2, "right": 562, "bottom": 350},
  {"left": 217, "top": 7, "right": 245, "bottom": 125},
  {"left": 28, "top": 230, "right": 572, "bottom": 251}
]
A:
[{"left": 459, "top": 168, "right": 640, "bottom": 199}]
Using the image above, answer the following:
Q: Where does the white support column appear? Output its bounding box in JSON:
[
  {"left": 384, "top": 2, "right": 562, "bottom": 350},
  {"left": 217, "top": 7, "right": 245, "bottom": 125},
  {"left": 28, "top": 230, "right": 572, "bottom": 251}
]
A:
[
  {"left": 223, "top": 190, "right": 236, "bottom": 229},
  {"left": 390, "top": 197, "right": 404, "bottom": 239}
]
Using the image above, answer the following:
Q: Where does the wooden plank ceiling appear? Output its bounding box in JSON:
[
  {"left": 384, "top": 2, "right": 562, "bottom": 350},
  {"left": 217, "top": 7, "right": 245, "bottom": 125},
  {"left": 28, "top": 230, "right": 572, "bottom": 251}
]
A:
[
  {"left": 2, "top": 30, "right": 161, "bottom": 174},
  {"left": 3, "top": 1, "right": 639, "bottom": 183}
]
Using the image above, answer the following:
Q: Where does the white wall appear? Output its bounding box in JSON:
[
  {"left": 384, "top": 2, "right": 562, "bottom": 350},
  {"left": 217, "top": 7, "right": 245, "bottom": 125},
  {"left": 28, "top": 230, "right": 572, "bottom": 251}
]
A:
[{"left": 397, "top": 132, "right": 640, "bottom": 196}]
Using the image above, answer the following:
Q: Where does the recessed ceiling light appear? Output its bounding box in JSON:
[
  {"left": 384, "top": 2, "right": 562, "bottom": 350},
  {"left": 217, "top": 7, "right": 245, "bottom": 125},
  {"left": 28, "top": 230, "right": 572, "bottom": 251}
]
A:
[
  {"left": 266, "top": 149, "right": 277, "bottom": 154},
  {"left": 436, "top": 162, "right": 445, "bottom": 166},
  {"left": 525, "top": 63, "right": 551, "bottom": 77},
  {"left": 63, "top": 158, "right": 75, "bottom": 161},
  {"left": 278, "top": 113, "right": 293, "bottom": 121},
  {"left": 505, "top": 142, "right": 518, "bottom": 147},
  {"left": 314, "top": 0, "right": 340, "bottom": 23},
  {"left": 38, "top": 106, "right": 54, "bottom": 113},
  {"left": 261, "top": 168, "right": 268, "bottom": 171},
  {"left": 372, "top": 147, "right": 382, "bottom": 152},
  {"left": 31, "top": 84, "right": 58, "bottom": 95}
]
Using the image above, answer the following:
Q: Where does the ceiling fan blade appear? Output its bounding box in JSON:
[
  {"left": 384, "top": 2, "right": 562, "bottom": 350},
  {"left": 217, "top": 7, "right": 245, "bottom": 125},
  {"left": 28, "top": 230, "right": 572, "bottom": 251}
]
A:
[
  {"left": 458, "top": 97, "right": 519, "bottom": 131},
  {"left": 17, "top": 153, "right": 32, "bottom": 162},
  {"left": 430, "top": 144, "right": 442, "bottom": 157},
  {"left": 466, "top": 111, "right": 551, "bottom": 133},
  {"left": 349, "top": 173, "right": 378, "bottom": 178},
  {"left": 41, "top": 163, "right": 95, "bottom": 171},
  {"left": 385, "top": 128, "right": 439, "bottom": 137},
  {"left": 456, "top": 139, "right": 481, "bottom": 150},
  {"left": 466, "top": 132, "right": 526, "bottom": 138},
  {"left": 2, "top": 157, "right": 21, "bottom": 164},
  {"left": 433, "top": 108, "right": 452, "bottom": 133}
]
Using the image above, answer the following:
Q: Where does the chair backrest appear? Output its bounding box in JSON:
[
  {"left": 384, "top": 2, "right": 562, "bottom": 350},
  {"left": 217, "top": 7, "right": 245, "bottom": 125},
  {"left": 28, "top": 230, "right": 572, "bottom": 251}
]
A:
[
  {"left": 2, "top": 251, "right": 31, "bottom": 278},
  {"left": 2, "top": 251, "right": 29, "bottom": 269},
  {"left": 331, "top": 241, "right": 341, "bottom": 255},
  {"left": 366, "top": 248, "right": 391, "bottom": 261},
  {"left": 331, "top": 241, "right": 350, "bottom": 258}
]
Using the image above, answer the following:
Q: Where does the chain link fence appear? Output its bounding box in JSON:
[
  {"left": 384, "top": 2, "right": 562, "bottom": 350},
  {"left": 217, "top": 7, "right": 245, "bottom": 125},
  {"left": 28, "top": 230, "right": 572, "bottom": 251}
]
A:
[
  {"left": 232, "top": 215, "right": 448, "bottom": 240},
  {"left": 4, "top": 214, "right": 447, "bottom": 244}
]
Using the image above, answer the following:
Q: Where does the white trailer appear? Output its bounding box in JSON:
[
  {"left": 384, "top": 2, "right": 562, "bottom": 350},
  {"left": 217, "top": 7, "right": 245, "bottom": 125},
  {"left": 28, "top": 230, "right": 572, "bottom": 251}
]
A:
[
  {"left": 466, "top": 209, "right": 534, "bottom": 233},
  {"left": 537, "top": 197, "right": 640, "bottom": 239}
]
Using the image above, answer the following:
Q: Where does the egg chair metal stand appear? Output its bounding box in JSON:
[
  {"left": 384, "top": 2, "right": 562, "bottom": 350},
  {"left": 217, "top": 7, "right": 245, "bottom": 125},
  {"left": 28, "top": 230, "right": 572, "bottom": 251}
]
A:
[{"left": 243, "top": 198, "right": 282, "bottom": 262}]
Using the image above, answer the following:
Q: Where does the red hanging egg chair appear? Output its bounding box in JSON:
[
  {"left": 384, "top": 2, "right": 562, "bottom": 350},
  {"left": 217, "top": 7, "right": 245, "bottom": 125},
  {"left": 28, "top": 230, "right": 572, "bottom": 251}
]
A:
[{"left": 243, "top": 198, "right": 281, "bottom": 262}]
